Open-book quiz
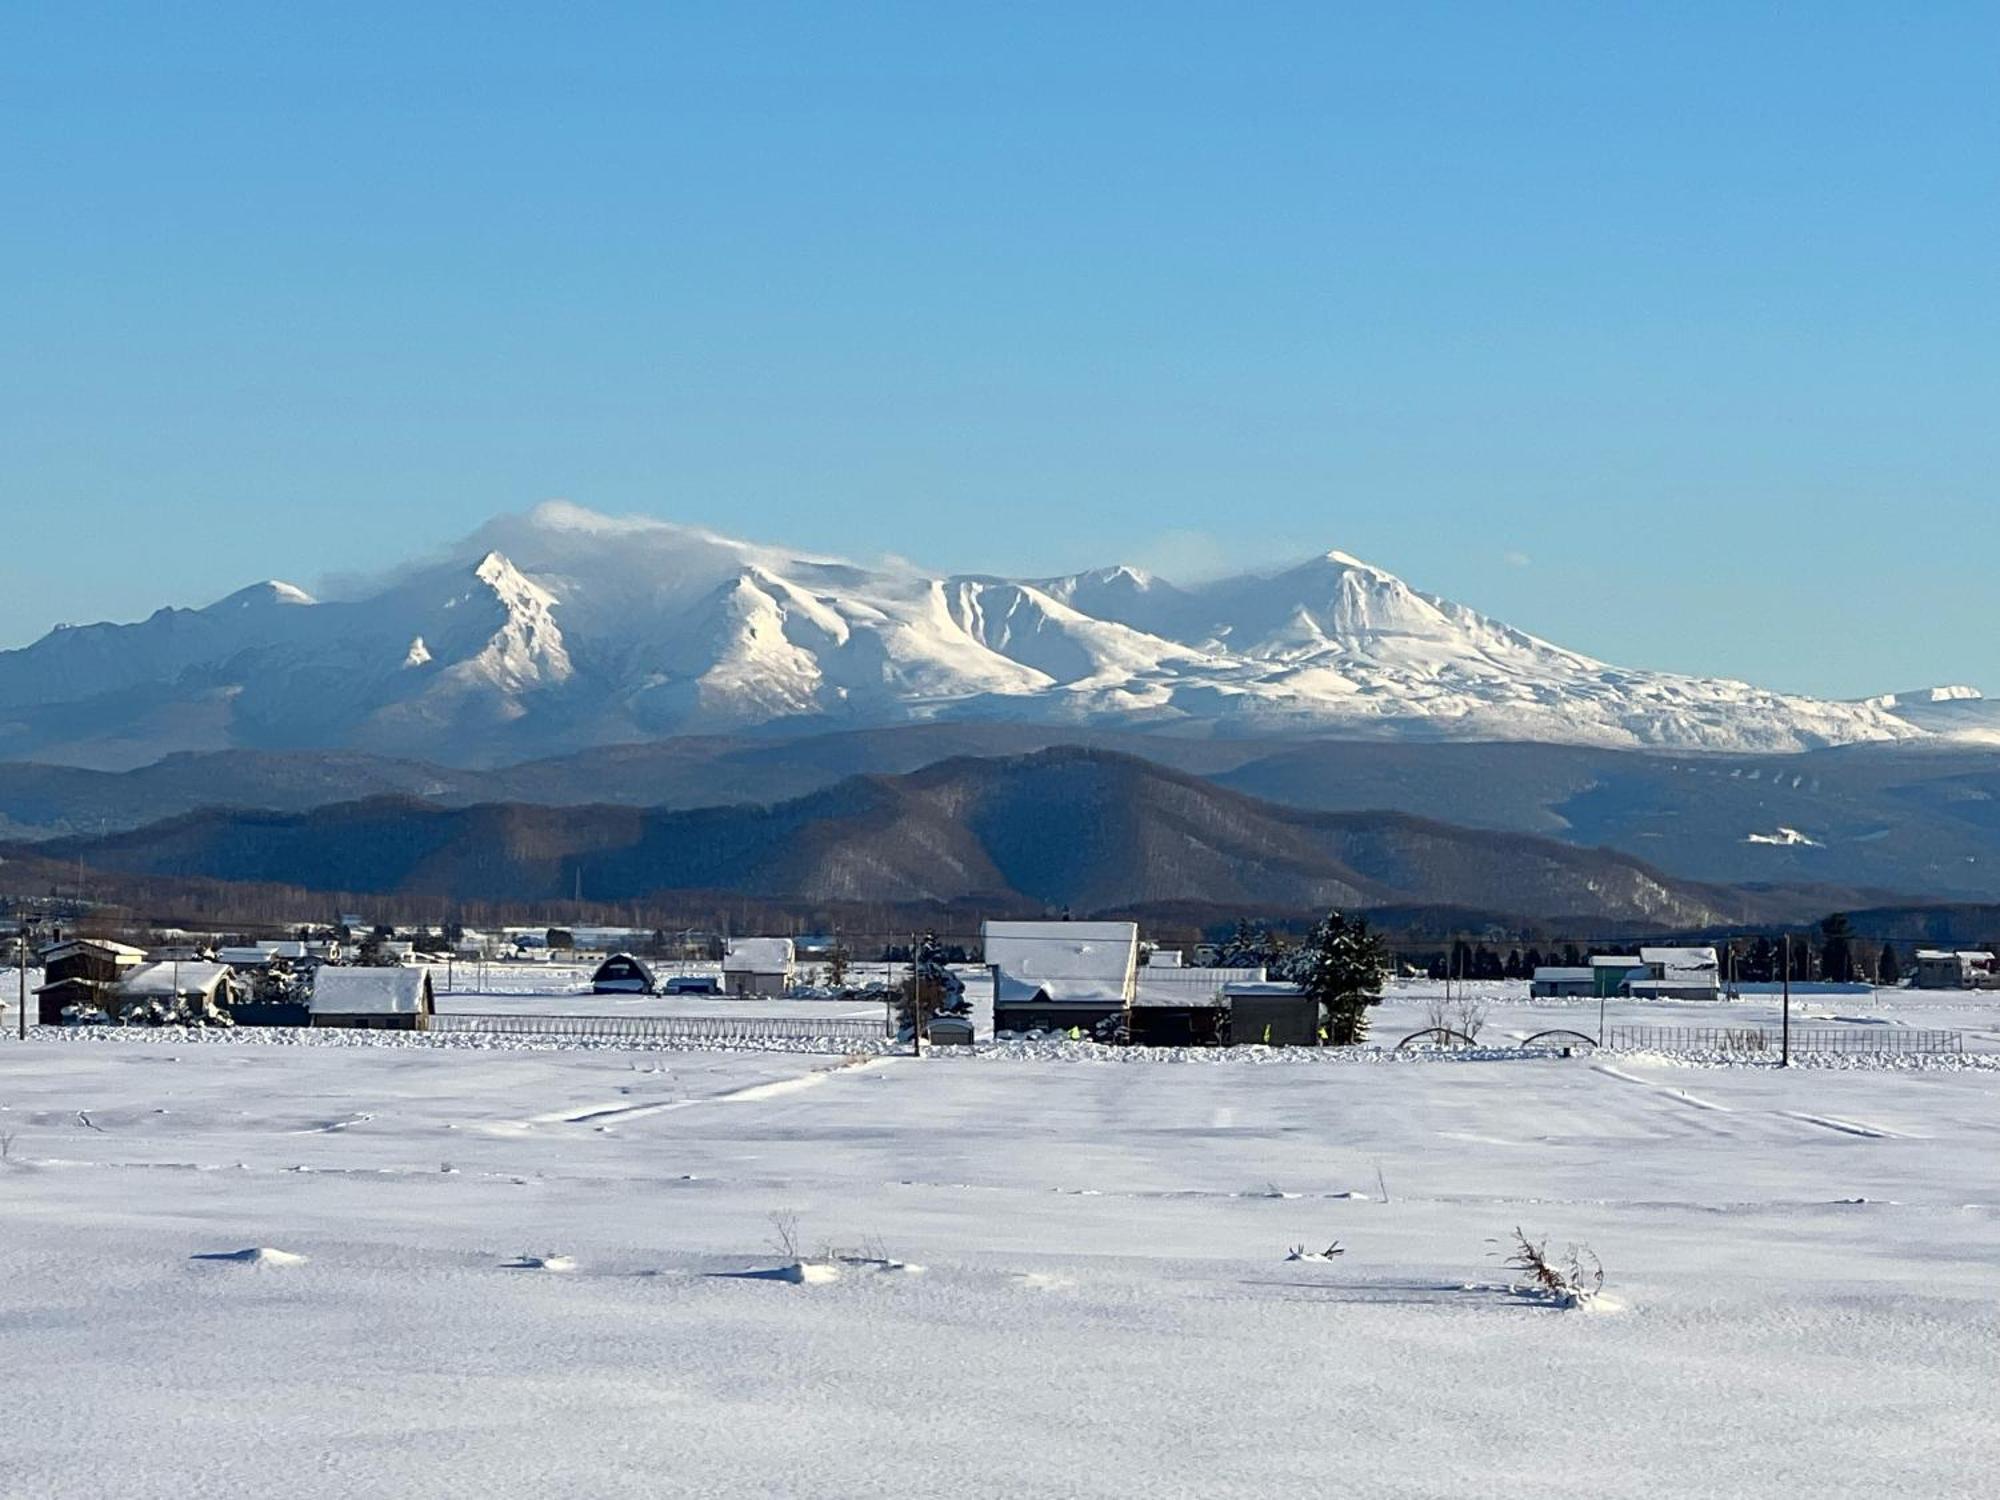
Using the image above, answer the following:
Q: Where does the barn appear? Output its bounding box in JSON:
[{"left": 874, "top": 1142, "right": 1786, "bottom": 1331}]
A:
[
  {"left": 33, "top": 938, "right": 147, "bottom": 1024},
  {"left": 591, "top": 953, "right": 658, "bottom": 994}
]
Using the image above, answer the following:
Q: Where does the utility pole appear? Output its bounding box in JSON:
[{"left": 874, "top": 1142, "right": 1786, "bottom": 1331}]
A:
[
  {"left": 910, "top": 932, "right": 922, "bottom": 1057},
  {"left": 17, "top": 921, "right": 27, "bottom": 1041},
  {"left": 1781, "top": 933, "right": 1792, "bottom": 1068}
]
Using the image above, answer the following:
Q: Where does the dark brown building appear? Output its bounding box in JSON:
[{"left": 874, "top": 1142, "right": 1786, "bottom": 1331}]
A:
[{"left": 33, "top": 938, "right": 147, "bottom": 1024}]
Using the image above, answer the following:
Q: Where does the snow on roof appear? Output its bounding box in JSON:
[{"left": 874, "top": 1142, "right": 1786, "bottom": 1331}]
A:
[
  {"left": 1916, "top": 949, "right": 1995, "bottom": 962},
  {"left": 723, "top": 937, "right": 795, "bottom": 972},
  {"left": 982, "top": 921, "right": 1138, "bottom": 1003},
  {"left": 310, "top": 966, "right": 432, "bottom": 1016},
  {"left": 1131, "top": 968, "right": 1266, "bottom": 1007},
  {"left": 1589, "top": 954, "right": 1644, "bottom": 967},
  {"left": 1146, "top": 950, "right": 1184, "bottom": 968},
  {"left": 42, "top": 938, "right": 148, "bottom": 962},
  {"left": 1220, "top": 981, "right": 1307, "bottom": 997},
  {"left": 1532, "top": 967, "right": 1594, "bottom": 981},
  {"left": 1640, "top": 947, "right": 1720, "bottom": 973},
  {"left": 119, "top": 961, "right": 234, "bottom": 998}
]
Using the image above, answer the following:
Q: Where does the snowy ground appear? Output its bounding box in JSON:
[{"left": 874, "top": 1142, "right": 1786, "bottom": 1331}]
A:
[{"left": 2, "top": 1021, "right": 1996, "bottom": 1497}]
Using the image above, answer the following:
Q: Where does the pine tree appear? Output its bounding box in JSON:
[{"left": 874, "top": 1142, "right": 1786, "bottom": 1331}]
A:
[
  {"left": 1296, "top": 910, "right": 1388, "bottom": 1046},
  {"left": 1878, "top": 942, "right": 1900, "bottom": 987},
  {"left": 1819, "top": 914, "right": 1855, "bottom": 983},
  {"left": 1450, "top": 939, "right": 1473, "bottom": 982}
]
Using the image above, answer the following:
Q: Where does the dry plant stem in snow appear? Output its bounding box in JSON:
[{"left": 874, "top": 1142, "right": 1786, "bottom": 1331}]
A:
[
  {"left": 1505, "top": 1227, "right": 1604, "bottom": 1308},
  {"left": 767, "top": 1210, "right": 803, "bottom": 1263}
]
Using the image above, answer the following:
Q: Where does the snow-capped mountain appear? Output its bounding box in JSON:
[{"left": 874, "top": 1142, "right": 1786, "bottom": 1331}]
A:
[{"left": 0, "top": 501, "right": 1976, "bottom": 768}]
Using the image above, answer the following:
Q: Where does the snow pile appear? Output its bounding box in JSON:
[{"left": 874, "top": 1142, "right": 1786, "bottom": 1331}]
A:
[{"left": 192, "top": 1246, "right": 307, "bottom": 1267}]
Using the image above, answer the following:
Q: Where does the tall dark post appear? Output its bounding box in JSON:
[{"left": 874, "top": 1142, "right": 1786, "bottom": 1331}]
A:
[
  {"left": 16, "top": 923, "right": 25, "bottom": 1041},
  {"left": 1781, "top": 933, "right": 1792, "bottom": 1068}
]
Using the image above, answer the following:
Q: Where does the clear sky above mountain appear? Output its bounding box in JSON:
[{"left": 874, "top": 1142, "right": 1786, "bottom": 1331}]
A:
[{"left": 3, "top": 3, "right": 1994, "bottom": 698}]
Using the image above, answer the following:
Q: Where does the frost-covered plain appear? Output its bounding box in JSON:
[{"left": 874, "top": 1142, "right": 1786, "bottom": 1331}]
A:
[{"left": 3, "top": 1018, "right": 1997, "bottom": 1498}]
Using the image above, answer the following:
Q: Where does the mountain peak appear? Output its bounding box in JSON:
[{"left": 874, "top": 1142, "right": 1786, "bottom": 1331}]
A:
[
  {"left": 1319, "top": 548, "right": 1389, "bottom": 573},
  {"left": 212, "top": 580, "right": 317, "bottom": 611}
]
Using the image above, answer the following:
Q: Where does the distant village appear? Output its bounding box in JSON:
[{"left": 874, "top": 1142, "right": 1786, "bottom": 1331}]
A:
[{"left": 3, "top": 907, "right": 1994, "bottom": 1048}]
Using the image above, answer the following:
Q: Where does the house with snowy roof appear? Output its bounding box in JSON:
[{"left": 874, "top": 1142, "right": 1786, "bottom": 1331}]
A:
[
  {"left": 1125, "top": 965, "right": 1269, "bottom": 1046},
  {"left": 1913, "top": 950, "right": 1996, "bottom": 990},
  {"left": 114, "top": 961, "right": 240, "bottom": 1021},
  {"left": 983, "top": 920, "right": 1138, "bottom": 1033},
  {"left": 1633, "top": 946, "right": 1722, "bottom": 1000},
  {"left": 723, "top": 938, "right": 796, "bottom": 998},
  {"left": 1529, "top": 966, "right": 1595, "bottom": 998},
  {"left": 309, "top": 966, "right": 435, "bottom": 1030}
]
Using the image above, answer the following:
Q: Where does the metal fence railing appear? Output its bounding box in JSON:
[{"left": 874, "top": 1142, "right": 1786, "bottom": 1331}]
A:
[
  {"left": 1601, "top": 1024, "right": 1963, "bottom": 1056},
  {"left": 432, "top": 1012, "right": 890, "bottom": 1049}
]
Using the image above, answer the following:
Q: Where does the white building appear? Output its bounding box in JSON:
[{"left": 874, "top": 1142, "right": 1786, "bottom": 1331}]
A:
[
  {"left": 1913, "top": 950, "right": 1996, "bottom": 990},
  {"left": 723, "top": 938, "right": 797, "bottom": 998}
]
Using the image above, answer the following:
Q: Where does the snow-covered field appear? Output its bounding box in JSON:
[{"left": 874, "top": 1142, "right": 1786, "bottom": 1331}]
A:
[{"left": 3, "top": 1009, "right": 1997, "bottom": 1497}]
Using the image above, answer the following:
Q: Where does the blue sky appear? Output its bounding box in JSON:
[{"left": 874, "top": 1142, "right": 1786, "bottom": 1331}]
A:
[{"left": 2, "top": 3, "right": 1994, "bottom": 697}]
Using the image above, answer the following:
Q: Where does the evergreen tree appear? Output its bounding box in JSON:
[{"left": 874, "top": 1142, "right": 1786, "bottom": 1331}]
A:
[
  {"left": 1746, "top": 935, "right": 1775, "bottom": 983},
  {"left": 1789, "top": 936, "right": 1816, "bottom": 981},
  {"left": 897, "top": 930, "right": 966, "bottom": 1040},
  {"left": 1295, "top": 910, "right": 1388, "bottom": 1046},
  {"left": 1561, "top": 943, "right": 1583, "bottom": 968},
  {"left": 1819, "top": 914, "right": 1855, "bottom": 983},
  {"left": 1878, "top": 943, "right": 1901, "bottom": 986}
]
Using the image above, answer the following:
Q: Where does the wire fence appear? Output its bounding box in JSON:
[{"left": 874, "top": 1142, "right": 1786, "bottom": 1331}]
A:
[
  {"left": 1601, "top": 1024, "right": 1963, "bottom": 1056},
  {"left": 432, "top": 1011, "right": 892, "bottom": 1049}
]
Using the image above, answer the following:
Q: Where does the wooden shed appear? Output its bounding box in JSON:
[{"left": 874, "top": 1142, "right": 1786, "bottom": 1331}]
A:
[{"left": 309, "top": 966, "right": 435, "bottom": 1031}]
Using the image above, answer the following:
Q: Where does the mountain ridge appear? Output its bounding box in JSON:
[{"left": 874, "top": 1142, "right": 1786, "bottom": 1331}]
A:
[
  {"left": 0, "top": 501, "right": 1982, "bottom": 768},
  {"left": 24, "top": 746, "right": 1860, "bottom": 926}
]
